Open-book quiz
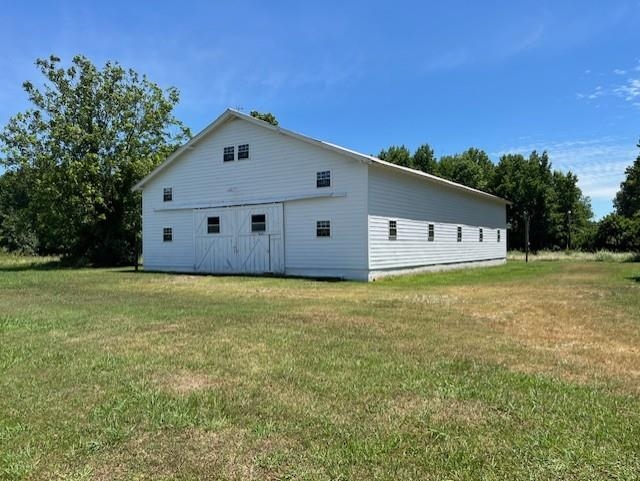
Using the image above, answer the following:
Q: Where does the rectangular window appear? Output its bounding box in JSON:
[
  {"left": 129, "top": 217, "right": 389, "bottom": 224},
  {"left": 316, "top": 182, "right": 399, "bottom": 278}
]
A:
[
  {"left": 497, "top": 229, "right": 501, "bottom": 242},
  {"left": 316, "top": 220, "right": 331, "bottom": 237},
  {"left": 251, "top": 214, "right": 266, "bottom": 232},
  {"left": 223, "top": 146, "right": 234, "bottom": 162},
  {"left": 316, "top": 170, "right": 331, "bottom": 188},
  {"left": 479, "top": 228, "right": 484, "bottom": 242},
  {"left": 389, "top": 220, "right": 397, "bottom": 240},
  {"left": 163, "top": 187, "right": 172, "bottom": 202},
  {"left": 238, "top": 143, "right": 249, "bottom": 159},
  {"left": 457, "top": 226, "right": 462, "bottom": 242},
  {"left": 428, "top": 224, "right": 435, "bottom": 241},
  {"left": 207, "top": 216, "right": 220, "bottom": 234},
  {"left": 163, "top": 227, "right": 172, "bottom": 242}
]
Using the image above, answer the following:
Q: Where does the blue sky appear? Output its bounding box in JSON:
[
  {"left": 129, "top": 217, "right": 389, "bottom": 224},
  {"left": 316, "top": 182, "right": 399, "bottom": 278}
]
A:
[{"left": 1, "top": 1, "right": 639, "bottom": 219}]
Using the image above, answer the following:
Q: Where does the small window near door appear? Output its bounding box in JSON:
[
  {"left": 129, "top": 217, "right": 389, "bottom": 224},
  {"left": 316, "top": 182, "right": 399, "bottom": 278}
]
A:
[
  {"left": 457, "top": 226, "right": 462, "bottom": 242},
  {"left": 207, "top": 216, "right": 220, "bottom": 234},
  {"left": 389, "top": 220, "right": 397, "bottom": 240},
  {"left": 251, "top": 214, "right": 266, "bottom": 232},
  {"left": 497, "top": 229, "right": 501, "bottom": 242},
  {"left": 238, "top": 144, "right": 249, "bottom": 159},
  {"left": 223, "top": 146, "right": 235, "bottom": 162},
  {"left": 163, "top": 227, "right": 172, "bottom": 242},
  {"left": 479, "top": 228, "right": 484, "bottom": 242},
  {"left": 428, "top": 223, "right": 435, "bottom": 241},
  {"left": 316, "top": 220, "right": 331, "bottom": 237},
  {"left": 163, "top": 187, "right": 172, "bottom": 202},
  {"left": 316, "top": 170, "right": 331, "bottom": 188}
]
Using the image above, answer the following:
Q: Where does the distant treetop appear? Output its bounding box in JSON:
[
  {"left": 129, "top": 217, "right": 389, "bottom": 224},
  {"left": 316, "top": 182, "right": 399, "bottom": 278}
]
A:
[{"left": 250, "top": 111, "right": 278, "bottom": 126}]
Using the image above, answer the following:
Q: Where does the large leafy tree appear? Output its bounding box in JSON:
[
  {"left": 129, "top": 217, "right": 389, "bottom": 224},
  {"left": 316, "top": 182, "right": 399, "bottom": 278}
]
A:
[
  {"left": 614, "top": 141, "right": 640, "bottom": 218},
  {"left": 412, "top": 144, "right": 438, "bottom": 174},
  {"left": 378, "top": 145, "right": 413, "bottom": 168},
  {"left": 437, "top": 148, "right": 495, "bottom": 192},
  {"left": 0, "top": 55, "right": 190, "bottom": 265}
]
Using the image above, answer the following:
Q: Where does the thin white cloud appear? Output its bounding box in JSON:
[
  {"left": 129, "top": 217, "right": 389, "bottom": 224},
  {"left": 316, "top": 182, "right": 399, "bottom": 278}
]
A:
[
  {"left": 614, "top": 78, "right": 640, "bottom": 101},
  {"left": 614, "top": 69, "right": 627, "bottom": 75},
  {"left": 491, "top": 137, "right": 636, "bottom": 204}
]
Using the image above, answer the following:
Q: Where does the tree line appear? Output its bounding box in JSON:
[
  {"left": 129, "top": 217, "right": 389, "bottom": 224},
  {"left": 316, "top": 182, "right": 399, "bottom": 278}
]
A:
[{"left": 0, "top": 55, "right": 638, "bottom": 266}]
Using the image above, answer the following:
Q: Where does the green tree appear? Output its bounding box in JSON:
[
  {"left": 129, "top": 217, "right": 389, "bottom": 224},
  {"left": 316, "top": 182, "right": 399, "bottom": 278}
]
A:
[
  {"left": 438, "top": 148, "right": 495, "bottom": 191},
  {"left": 378, "top": 145, "right": 412, "bottom": 168},
  {"left": 0, "top": 169, "right": 38, "bottom": 254},
  {"left": 412, "top": 144, "right": 438, "bottom": 174},
  {"left": 250, "top": 111, "right": 278, "bottom": 126},
  {"left": 595, "top": 213, "right": 640, "bottom": 252},
  {"left": 0, "top": 55, "right": 190, "bottom": 265},
  {"left": 613, "top": 141, "right": 640, "bottom": 218}
]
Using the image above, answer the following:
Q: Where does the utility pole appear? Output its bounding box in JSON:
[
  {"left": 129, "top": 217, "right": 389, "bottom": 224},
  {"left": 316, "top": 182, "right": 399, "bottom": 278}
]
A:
[
  {"left": 524, "top": 210, "right": 530, "bottom": 263},
  {"left": 567, "top": 210, "right": 572, "bottom": 251}
]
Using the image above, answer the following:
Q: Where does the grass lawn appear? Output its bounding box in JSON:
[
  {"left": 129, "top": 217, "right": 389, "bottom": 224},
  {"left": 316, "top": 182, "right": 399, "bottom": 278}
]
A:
[{"left": 1, "top": 254, "right": 639, "bottom": 480}]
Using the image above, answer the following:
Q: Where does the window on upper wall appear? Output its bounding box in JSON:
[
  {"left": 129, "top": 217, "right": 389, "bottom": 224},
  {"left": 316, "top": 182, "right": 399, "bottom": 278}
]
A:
[
  {"left": 457, "top": 226, "right": 462, "bottom": 242},
  {"left": 497, "top": 229, "right": 501, "bottom": 242},
  {"left": 428, "top": 224, "right": 435, "bottom": 241},
  {"left": 251, "top": 214, "right": 266, "bottom": 232},
  {"left": 479, "top": 228, "right": 484, "bottom": 242},
  {"left": 207, "top": 216, "right": 220, "bottom": 234},
  {"left": 316, "top": 170, "right": 331, "bottom": 188},
  {"left": 163, "top": 187, "right": 172, "bottom": 202},
  {"left": 163, "top": 227, "right": 172, "bottom": 242},
  {"left": 389, "top": 220, "right": 397, "bottom": 240},
  {"left": 238, "top": 143, "right": 249, "bottom": 159},
  {"left": 316, "top": 220, "right": 331, "bottom": 237},
  {"left": 223, "top": 146, "right": 235, "bottom": 162}
]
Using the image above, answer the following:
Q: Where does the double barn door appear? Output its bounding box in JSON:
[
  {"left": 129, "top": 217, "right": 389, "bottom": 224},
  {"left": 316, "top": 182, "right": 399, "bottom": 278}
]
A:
[{"left": 194, "top": 203, "right": 284, "bottom": 274}]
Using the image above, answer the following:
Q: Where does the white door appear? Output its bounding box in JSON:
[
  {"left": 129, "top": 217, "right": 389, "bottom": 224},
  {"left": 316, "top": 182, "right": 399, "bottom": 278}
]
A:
[{"left": 194, "top": 203, "right": 284, "bottom": 274}]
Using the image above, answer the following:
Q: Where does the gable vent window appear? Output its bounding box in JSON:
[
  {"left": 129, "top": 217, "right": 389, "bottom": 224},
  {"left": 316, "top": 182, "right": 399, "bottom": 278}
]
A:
[
  {"left": 389, "top": 220, "right": 397, "bottom": 240},
  {"left": 316, "top": 170, "right": 331, "bottom": 188},
  {"left": 207, "top": 216, "right": 220, "bottom": 234},
  {"left": 428, "top": 224, "right": 435, "bottom": 241},
  {"left": 163, "top": 227, "right": 173, "bottom": 242},
  {"left": 457, "top": 226, "right": 462, "bottom": 242},
  {"left": 316, "top": 220, "right": 331, "bottom": 237},
  {"left": 497, "top": 229, "right": 501, "bottom": 242},
  {"left": 223, "top": 146, "right": 235, "bottom": 162},
  {"left": 163, "top": 187, "right": 173, "bottom": 202},
  {"left": 238, "top": 144, "right": 249, "bottom": 159},
  {"left": 251, "top": 214, "right": 266, "bottom": 232},
  {"left": 479, "top": 228, "right": 484, "bottom": 242}
]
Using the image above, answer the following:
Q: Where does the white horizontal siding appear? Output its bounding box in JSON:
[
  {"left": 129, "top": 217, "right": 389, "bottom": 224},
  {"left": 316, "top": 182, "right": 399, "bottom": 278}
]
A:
[
  {"left": 368, "top": 165, "right": 506, "bottom": 270},
  {"left": 284, "top": 196, "right": 367, "bottom": 275},
  {"left": 142, "top": 117, "right": 368, "bottom": 274}
]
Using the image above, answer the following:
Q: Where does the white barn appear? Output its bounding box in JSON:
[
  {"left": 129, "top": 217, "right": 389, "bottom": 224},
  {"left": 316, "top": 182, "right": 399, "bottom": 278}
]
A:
[{"left": 134, "top": 109, "right": 508, "bottom": 281}]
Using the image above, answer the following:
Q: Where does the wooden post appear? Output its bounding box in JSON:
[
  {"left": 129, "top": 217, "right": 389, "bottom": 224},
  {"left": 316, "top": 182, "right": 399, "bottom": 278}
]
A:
[{"left": 524, "top": 211, "right": 530, "bottom": 263}]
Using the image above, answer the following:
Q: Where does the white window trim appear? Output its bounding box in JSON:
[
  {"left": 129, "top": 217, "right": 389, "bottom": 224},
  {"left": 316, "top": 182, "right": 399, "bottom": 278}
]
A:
[
  {"left": 237, "top": 143, "right": 250, "bottom": 160},
  {"left": 316, "top": 220, "right": 331, "bottom": 238},
  {"left": 163, "top": 187, "right": 173, "bottom": 202}
]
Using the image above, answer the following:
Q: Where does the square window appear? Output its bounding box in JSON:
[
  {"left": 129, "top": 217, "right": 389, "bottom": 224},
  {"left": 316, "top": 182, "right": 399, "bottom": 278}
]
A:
[
  {"left": 238, "top": 144, "right": 249, "bottom": 159},
  {"left": 479, "top": 228, "right": 484, "bottom": 242},
  {"left": 497, "top": 229, "right": 501, "bottom": 242},
  {"left": 316, "top": 170, "right": 331, "bottom": 188},
  {"left": 163, "top": 187, "right": 172, "bottom": 202},
  {"left": 207, "top": 216, "right": 220, "bottom": 234},
  {"left": 428, "top": 224, "right": 435, "bottom": 241},
  {"left": 223, "top": 146, "right": 234, "bottom": 162},
  {"left": 251, "top": 214, "right": 266, "bottom": 232},
  {"left": 316, "top": 220, "right": 331, "bottom": 237},
  {"left": 163, "top": 227, "right": 172, "bottom": 242},
  {"left": 457, "top": 226, "right": 462, "bottom": 242},
  {"left": 389, "top": 220, "right": 397, "bottom": 240}
]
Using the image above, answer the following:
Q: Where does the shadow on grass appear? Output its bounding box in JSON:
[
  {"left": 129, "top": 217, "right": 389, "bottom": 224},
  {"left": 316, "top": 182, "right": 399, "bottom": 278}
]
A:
[
  {"left": 0, "top": 260, "right": 65, "bottom": 272},
  {"left": 627, "top": 275, "right": 640, "bottom": 283},
  {"left": 118, "top": 268, "right": 345, "bottom": 282}
]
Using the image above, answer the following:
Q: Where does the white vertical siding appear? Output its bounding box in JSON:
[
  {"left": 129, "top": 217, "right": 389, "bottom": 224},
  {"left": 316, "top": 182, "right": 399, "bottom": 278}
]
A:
[
  {"left": 141, "top": 117, "right": 368, "bottom": 277},
  {"left": 367, "top": 165, "right": 506, "bottom": 270}
]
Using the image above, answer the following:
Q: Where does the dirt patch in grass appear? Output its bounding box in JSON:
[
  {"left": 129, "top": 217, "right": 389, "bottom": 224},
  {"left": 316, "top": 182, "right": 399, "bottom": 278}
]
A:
[
  {"left": 156, "top": 369, "right": 224, "bottom": 395},
  {"left": 89, "top": 427, "right": 293, "bottom": 480}
]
